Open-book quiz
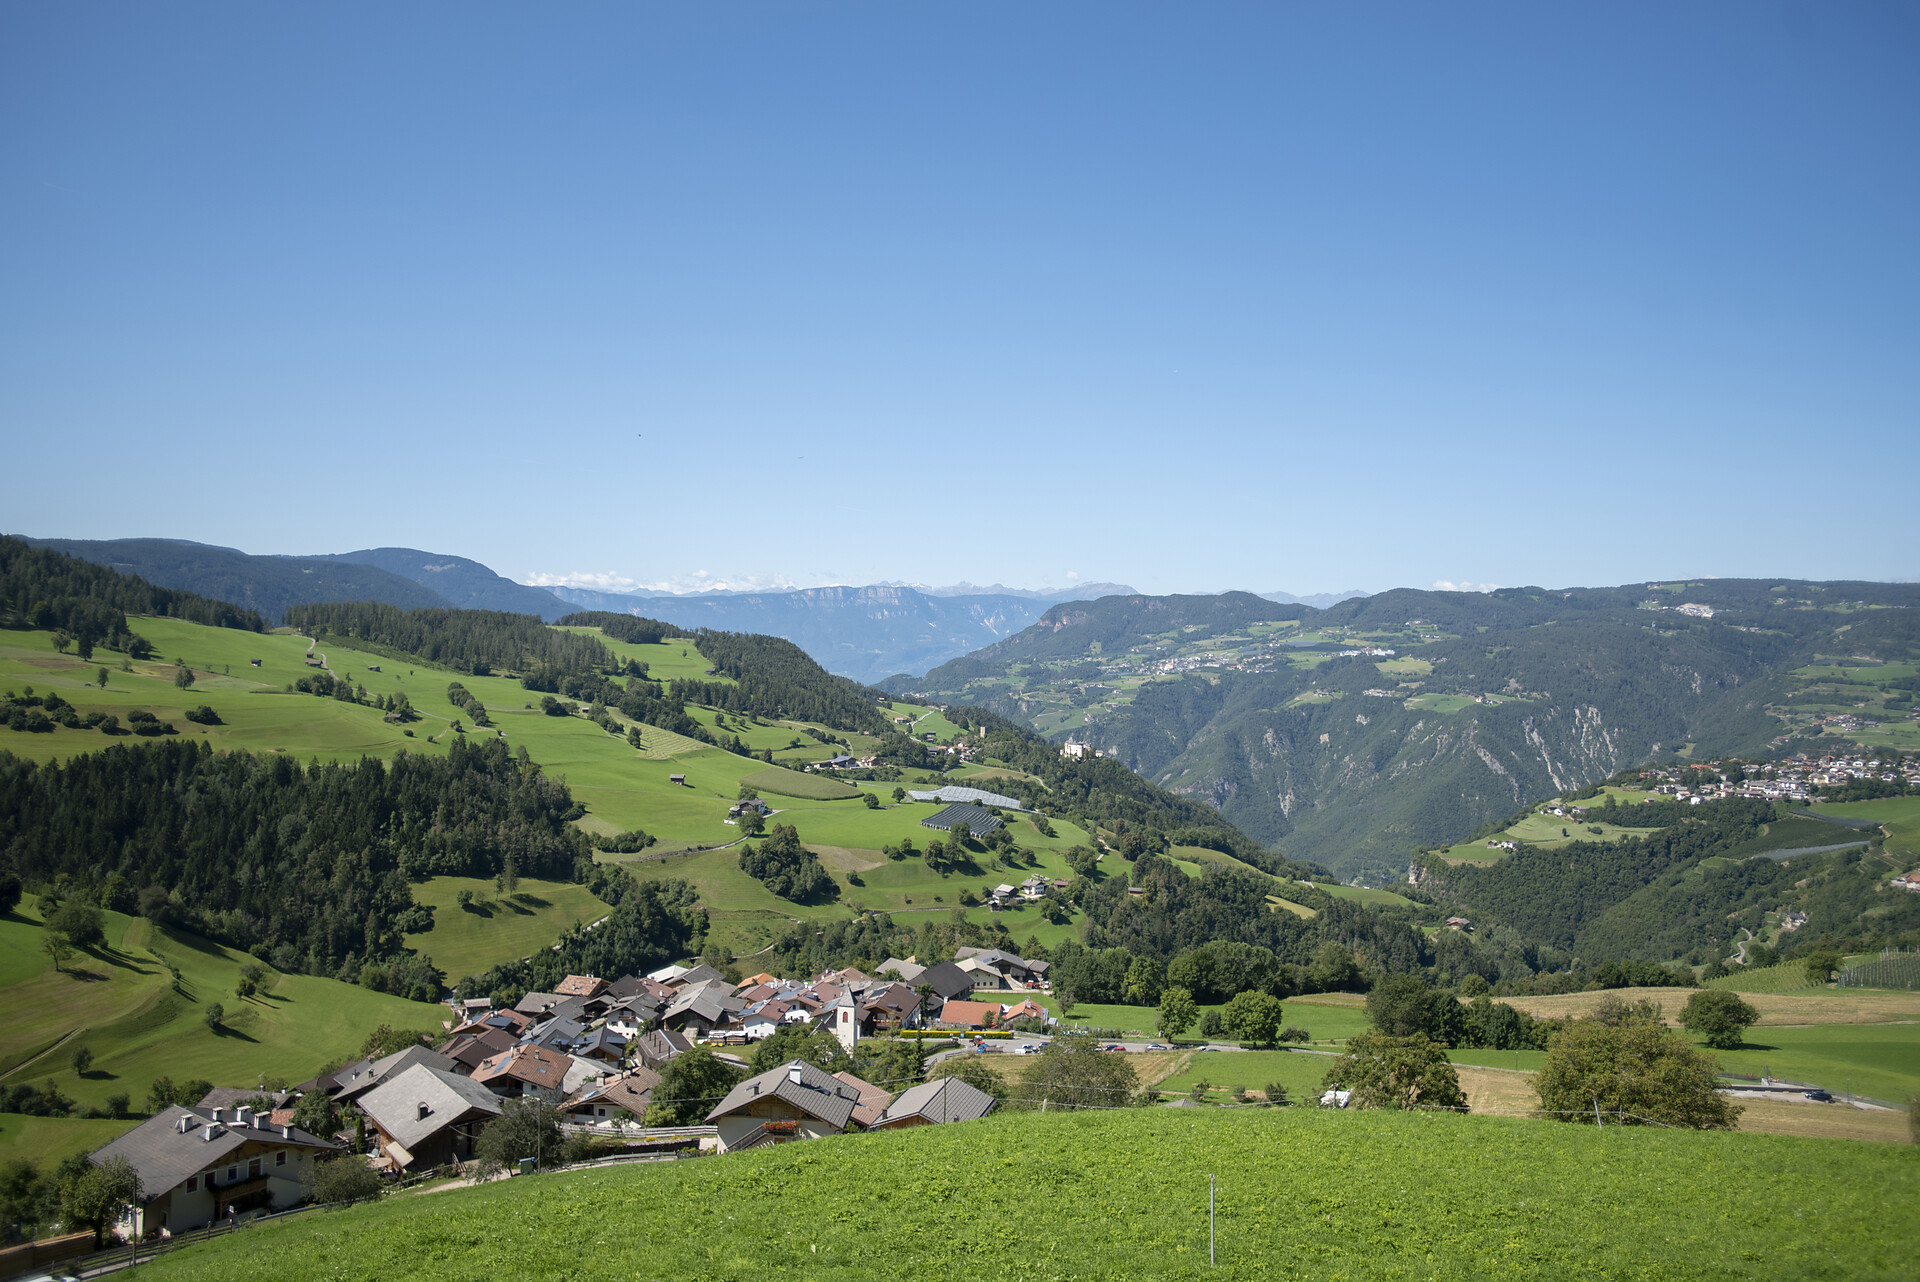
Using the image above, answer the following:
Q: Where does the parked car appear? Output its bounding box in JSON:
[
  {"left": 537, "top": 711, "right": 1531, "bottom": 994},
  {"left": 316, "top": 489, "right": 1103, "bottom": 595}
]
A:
[
  {"left": 1017, "top": 1044, "right": 1038, "bottom": 1054},
  {"left": 1145, "top": 1043, "right": 1167, "bottom": 1051},
  {"left": 1804, "top": 1089, "right": 1834, "bottom": 1102}
]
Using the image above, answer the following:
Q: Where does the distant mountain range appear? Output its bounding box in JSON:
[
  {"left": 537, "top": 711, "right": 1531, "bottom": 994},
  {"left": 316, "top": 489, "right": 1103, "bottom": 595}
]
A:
[
  {"left": 14, "top": 537, "right": 572, "bottom": 623},
  {"left": 1260, "top": 589, "right": 1371, "bottom": 609},
  {"left": 895, "top": 580, "right": 1920, "bottom": 877},
  {"left": 547, "top": 582, "right": 1106, "bottom": 685}
]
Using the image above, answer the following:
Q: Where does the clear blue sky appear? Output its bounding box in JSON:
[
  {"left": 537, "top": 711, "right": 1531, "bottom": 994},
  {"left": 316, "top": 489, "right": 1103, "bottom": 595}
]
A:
[{"left": 3, "top": 3, "right": 1914, "bottom": 596}]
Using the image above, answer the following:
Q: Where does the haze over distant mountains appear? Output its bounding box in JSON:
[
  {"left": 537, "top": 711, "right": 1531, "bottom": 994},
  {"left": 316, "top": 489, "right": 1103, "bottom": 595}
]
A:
[{"left": 13, "top": 533, "right": 1376, "bottom": 685}]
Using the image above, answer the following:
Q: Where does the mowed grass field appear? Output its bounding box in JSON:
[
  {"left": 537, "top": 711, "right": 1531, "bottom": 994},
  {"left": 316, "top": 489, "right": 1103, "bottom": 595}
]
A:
[
  {"left": 131, "top": 1108, "right": 1918, "bottom": 1281},
  {"left": 1491, "top": 987, "right": 1920, "bottom": 1103},
  {"left": 400, "top": 877, "right": 611, "bottom": 984},
  {"left": 619, "top": 800, "right": 1102, "bottom": 955},
  {"left": 0, "top": 906, "right": 446, "bottom": 1167},
  {"left": 1811, "top": 795, "right": 1920, "bottom": 860}
]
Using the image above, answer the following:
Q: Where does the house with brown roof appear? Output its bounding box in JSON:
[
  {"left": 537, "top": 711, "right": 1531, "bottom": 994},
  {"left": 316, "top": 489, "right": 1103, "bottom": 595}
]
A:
[
  {"left": 830, "top": 1072, "right": 892, "bottom": 1128},
  {"left": 472, "top": 1045, "right": 573, "bottom": 1102},
  {"left": 90, "top": 1105, "right": 340, "bottom": 1237},
  {"left": 705, "top": 1060, "right": 870, "bottom": 1152},
  {"left": 554, "top": 974, "right": 610, "bottom": 999},
  {"left": 1001, "top": 998, "right": 1047, "bottom": 1024},
  {"left": 358, "top": 1064, "right": 502, "bottom": 1174},
  {"left": 440, "top": 1025, "right": 517, "bottom": 1075},
  {"left": 563, "top": 1066, "right": 662, "bottom": 1126},
  {"left": 934, "top": 999, "right": 1001, "bottom": 1031}
]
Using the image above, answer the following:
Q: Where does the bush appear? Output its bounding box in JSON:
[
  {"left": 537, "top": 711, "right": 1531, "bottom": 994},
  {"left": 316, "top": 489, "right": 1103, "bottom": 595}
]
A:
[
  {"left": 310, "top": 1157, "right": 384, "bottom": 1205},
  {"left": 1278, "top": 1025, "right": 1311, "bottom": 1044},
  {"left": 476, "top": 1098, "right": 567, "bottom": 1170},
  {"left": 183, "top": 705, "right": 222, "bottom": 725},
  {"left": 1264, "top": 1081, "right": 1290, "bottom": 1106}
]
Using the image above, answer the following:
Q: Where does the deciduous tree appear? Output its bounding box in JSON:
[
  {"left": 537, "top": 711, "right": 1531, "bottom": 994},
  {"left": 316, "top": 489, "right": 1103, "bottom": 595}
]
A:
[
  {"left": 1535, "top": 1015, "right": 1740, "bottom": 1129},
  {"left": 1679, "top": 989, "right": 1759, "bottom": 1050},
  {"left": 1157, "top": 986, "right": 1197, "bottom": 1042},
  {"left": 1321, "top": 1032, "right": 1466, "bottom": 1112}
]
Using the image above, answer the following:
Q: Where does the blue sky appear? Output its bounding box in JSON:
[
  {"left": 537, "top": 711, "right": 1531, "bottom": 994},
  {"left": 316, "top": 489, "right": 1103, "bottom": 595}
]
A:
[{"left": 3, "top": 3, "right": 1914, "bottom": 596}]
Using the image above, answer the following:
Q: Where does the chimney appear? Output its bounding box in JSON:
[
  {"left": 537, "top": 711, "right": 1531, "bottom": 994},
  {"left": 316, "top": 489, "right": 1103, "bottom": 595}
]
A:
[
  {"left": 203, "top": 1126, "right": 217, "bottom": 1142},
  {"left": 417, "top": 1102, "right": 432, "bottom": 1121},
  {"left": 210, "top": 1108, "right": 223, "bottom": 1123},
  {"left": 281, "top": 1123, "right": 291, "bottom": 1138},
  {"left": 236, "top": 1106, "right": 252, "bottom": 1126},
  {"left": 787, "top": 1065, "right": 803, "bottom": 1086}
]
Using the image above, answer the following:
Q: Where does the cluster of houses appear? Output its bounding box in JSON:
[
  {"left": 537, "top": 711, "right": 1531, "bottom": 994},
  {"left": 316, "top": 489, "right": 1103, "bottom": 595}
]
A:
[
  {"left": 1631, "top": 754, "right": 1918, "bottom": 806},
  {"left": 87, "top": 948, "right": 1055, "bottom": 1238}
]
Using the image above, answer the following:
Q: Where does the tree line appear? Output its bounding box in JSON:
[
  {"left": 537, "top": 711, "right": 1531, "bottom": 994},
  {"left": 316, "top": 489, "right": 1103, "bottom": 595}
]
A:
[
  {"left": 283, "top": 601, "right": 615, "bottom": 678},
  {"left": 0, "top": 737, "right": 587, "bottom": 980},
  {"left": 0, "top": 536, "right": 264, "bottom": 655},
  {"left": 556, "top": 611, "right": 690, "bottom": 645}
]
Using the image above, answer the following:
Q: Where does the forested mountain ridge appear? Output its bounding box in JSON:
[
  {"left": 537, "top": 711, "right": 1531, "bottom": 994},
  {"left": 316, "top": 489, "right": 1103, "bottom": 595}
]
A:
[
  {"left": 1, "top": 535, "right": 265, "bottom": 649},
  {"left": 1414, "top": 796, "right": 1920, "bottom": 964},
  {"left": 900, "top": 580, "right": 1920, "bottom": 877},
  {"left": 19, "top": 536, "right": 454, "bottom": 622},
  {"left": 317, "top": 547, "right": 570, "bottom": 618}
]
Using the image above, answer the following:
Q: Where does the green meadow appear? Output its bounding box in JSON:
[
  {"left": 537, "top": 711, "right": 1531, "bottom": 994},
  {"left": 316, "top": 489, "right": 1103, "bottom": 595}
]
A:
[
  {"left": 0, "top": 905, "right": 446, "bottom": 1167},
  {"left": 400, "top": 877, "right": 612, "bottom": 984},
  {"left": 616, "top": 798, "right": 1100, "bottom": 955},
  {"left": 1810, "top": 795, "right": 1920, "bottom": 860},
  {"left": 1317, "top": 883, "right": 1416, "bottom": 908},
  {"left": 132, "top": 1108, "right": 1918, "bottom": 1281},
  {"left": 1708, "top": 1022, "right": 1920, "bottom": 1103}
]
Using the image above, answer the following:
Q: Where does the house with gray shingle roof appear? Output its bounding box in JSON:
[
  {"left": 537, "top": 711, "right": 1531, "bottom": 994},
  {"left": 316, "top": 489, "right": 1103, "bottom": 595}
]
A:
[
  {"left": 91, "top": 1104, "right": 340, "bottom": 1237},
  {"left": 706, "top": 1060, "right": 869, "bottom": 1152},
  {"left": 358, "top": 1063, "right": 503, "bottom": 1174},
  {"left": 872, "top": 1075, "right": 997, "bottom": 1130}
]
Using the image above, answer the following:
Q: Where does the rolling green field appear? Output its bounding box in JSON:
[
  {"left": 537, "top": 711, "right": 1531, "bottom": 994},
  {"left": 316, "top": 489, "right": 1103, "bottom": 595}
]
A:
[
  {"left": 1022, "top": 994, "right": 1370, "bottom": 1043},
  {"left": 1709, "top": 1022, "right": 1920, "bottom": 1103},
  {"left": 1810, "top": 796, "right": 1920, "bottom": 860},
  {"left": 0, "top": 905, "right": 446, "bottom": 1160},
  {"left": 1153, "top": 1048, "right": 1334, "bottom": 1098},
  {"left": 741, "top": 766, "right": 862, "bottom": 800},
  {"left": 619, "top": 800, "right": 1101, "bottom": 955},
  {"left": 1722, "top": 813, "right": 1872, "bottom": 859},
  {"left": 1709, "top": 962, "right": 1826, "bottom": 994},
  {"left": 0, "top": 1115, "right": 139, "bottom": 1169},
  {"left": 400, "top": 877, "right": 611, "bottom": 984},
  {"left": 1317, "top": 883, "right": 1415, "bottom": 908},
  {"left": 133, "top": 1108, "right": 1918, "bottom": 1281}
]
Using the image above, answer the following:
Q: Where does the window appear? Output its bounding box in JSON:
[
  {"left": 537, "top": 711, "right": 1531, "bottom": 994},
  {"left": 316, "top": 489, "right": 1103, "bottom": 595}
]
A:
[
  {"left": 227, "top": 1165, "right": 238, "bottom": 1182},
  {"left": 248, "top": 1157, "right": 262, "bottom": 1179},
  {"left": 185, "top": 1175, "right": 198, "bottom": 1192},
  {"left": 275, "top": 1150, "right": 287, "bottom": 1168}
]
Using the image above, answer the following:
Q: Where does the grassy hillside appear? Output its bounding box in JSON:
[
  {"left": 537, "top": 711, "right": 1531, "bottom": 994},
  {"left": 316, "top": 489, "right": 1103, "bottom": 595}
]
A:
[
  {"left": 0, "top": 906, "right": 446, "bottom": 1127},
  {"left": 618, "top": 798, "right": 1100, "bottom": 955},
  {"left": 135, "top": 1108, "right": 1916, "bottom": 1281},
  {"left": 400, "top": 877, "right": 611, "bottom": 984},
  {"left": 3, "top": 614, "right": 1127, "bottom": 965}
]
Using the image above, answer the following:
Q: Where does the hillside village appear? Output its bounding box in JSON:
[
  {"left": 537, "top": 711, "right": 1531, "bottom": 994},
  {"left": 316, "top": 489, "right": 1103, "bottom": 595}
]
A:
[{"left": 82, "top": 948, "right": 1059, "bottom": 1244}]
